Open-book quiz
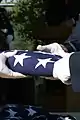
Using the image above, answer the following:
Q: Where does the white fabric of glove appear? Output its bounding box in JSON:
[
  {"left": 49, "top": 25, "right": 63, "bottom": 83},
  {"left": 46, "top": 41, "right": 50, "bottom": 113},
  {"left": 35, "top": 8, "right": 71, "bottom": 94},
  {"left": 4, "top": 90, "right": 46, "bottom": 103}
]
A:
[
  {"left": 37, "top": 43, "right": 70, "bottom": 57},
  {"left": 0, "top": 50, "right": 26, "bottom": 79},
  {"left": 37, "top": 43, "right": 74, "bottom": 84},
  {"left": 53, "top": 52, "right": 73, "bottom": 85}
]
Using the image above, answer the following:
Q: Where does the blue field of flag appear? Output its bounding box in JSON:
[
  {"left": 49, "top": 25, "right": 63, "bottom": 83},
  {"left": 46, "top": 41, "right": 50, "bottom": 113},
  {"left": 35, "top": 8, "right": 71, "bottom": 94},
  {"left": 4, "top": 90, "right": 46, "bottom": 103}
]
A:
[{"left": 6, "top": 50, "right": 62, "bottom": 77}]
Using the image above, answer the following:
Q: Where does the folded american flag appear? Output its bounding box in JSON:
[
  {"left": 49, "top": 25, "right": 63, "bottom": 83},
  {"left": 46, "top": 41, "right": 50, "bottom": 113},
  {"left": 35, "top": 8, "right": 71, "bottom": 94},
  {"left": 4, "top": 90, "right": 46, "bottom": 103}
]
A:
[
  {"left": 6, "top": 50, "right": 62, "bottom": 77},
  {"left": 0, "top": 104, "right": 76, "bottom": 120}
]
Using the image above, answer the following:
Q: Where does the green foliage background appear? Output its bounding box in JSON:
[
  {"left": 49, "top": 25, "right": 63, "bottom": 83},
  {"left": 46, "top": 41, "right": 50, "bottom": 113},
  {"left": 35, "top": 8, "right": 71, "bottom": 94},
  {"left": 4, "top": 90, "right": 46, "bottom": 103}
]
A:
[{"left": 10, "top": 0, "right": 46, "bottom": 50}]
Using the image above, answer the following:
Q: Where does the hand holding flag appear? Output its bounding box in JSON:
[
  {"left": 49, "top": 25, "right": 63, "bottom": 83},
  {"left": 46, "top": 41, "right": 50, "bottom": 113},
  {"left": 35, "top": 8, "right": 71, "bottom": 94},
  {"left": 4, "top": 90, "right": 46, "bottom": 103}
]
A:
[{"left": 0, "top": 50, "right": 26, "bottom": 78}]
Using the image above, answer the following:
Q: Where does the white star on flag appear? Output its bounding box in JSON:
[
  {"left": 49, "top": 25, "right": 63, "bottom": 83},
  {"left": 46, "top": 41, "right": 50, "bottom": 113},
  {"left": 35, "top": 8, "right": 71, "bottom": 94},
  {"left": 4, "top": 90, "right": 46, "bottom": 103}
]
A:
[
  {"left": 26, "top": 107, "right": 37, "bottom": 116},
  {"left": 35, "top": 58, "right": 55, "bottom": 69},
  {"left": 14, "top": 53, "right": 31, "bottom": 67},
  {"left": 6, "top": 109, "right": 17, "bottom": 117}
]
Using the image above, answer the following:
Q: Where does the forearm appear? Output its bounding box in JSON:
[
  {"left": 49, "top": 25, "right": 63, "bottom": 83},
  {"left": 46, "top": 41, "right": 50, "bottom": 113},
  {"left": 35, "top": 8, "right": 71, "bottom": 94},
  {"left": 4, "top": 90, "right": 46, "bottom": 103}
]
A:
[{"left": 64, "top": 21, "right": 80, "bottom": 52}]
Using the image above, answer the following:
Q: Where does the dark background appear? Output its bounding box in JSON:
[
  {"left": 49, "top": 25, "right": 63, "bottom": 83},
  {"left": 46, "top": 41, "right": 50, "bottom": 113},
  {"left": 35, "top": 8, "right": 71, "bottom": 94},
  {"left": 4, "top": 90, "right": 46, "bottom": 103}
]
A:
[{"left": 46, "top": 0, "right": 80, "bottom": 26}]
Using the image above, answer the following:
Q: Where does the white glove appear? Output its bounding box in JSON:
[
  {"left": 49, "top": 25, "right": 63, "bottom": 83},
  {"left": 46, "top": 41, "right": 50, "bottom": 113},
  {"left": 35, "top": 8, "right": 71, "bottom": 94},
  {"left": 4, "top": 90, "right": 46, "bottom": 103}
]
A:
[
  {"left": 53, "top": 52, "right": 74, "bottom": 85},
  {"left": 0, "top": 50, "right": 26, "bottom": 79},
  {"left": 37, "top": 43, "right": 74, "bottom": 84},
  {"left": 37, "top": 43, "right": 69, "bottom": 57}
]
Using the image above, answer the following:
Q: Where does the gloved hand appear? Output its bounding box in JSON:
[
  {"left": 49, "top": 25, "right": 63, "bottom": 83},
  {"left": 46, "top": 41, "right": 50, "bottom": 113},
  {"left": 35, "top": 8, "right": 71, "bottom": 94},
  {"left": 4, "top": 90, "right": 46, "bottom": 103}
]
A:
[
  {"left": 0, "top": 50, "right": 26, "bottom": 78},
  {"left": 37, "top": 43, "right": 69, "bottom": 57},
  {"left": 37, "top": 43, "right": 74, "bottom": 85},
  {"left": 53, "top": 52, "right": 74, "bottom": 85}
]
